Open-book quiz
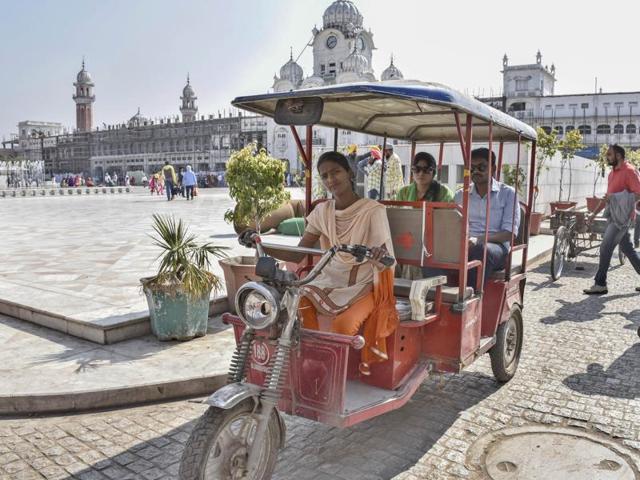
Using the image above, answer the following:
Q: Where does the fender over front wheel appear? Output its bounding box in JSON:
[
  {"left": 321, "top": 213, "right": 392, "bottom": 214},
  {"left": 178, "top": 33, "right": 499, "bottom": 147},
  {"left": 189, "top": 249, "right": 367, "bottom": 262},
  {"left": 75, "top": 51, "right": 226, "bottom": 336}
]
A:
[{"left": 179, "top": 400, "right": 282, "bottom": 480}]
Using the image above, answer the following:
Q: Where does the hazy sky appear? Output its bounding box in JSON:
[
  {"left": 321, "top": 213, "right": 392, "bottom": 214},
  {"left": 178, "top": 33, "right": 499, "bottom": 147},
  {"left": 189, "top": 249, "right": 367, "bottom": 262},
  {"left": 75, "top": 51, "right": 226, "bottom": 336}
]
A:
[{"left": 2, "top": 0, "right": 638, "bottom": 138}]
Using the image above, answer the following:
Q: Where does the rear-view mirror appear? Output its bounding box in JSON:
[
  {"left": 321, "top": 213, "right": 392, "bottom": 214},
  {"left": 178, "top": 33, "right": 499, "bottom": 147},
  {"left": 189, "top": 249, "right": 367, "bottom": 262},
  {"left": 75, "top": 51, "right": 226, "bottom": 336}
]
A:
[{"left": 274, "top": 97, "right": 323, "bottom": 125}]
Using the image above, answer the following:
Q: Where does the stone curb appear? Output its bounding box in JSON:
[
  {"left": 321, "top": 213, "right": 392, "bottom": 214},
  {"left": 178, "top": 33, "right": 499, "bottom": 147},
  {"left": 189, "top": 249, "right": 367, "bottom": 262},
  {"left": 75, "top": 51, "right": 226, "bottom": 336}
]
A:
[
  {"left": 0, "top": 375, "right": 226, "bottom": 416},
  {"left": 0, "top": 187, "right": 134, "bottom": 198}
]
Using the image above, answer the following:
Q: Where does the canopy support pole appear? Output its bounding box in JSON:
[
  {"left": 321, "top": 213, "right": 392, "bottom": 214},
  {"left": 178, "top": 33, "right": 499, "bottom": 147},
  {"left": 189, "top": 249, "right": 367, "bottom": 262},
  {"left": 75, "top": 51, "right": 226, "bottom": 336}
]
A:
[
  {"left": 333, "top": 127, "right": 338, "bottom": 152},
  {"left": 454, "top": 112, "right": 473, "bottom": 302},
  {"left": 478, "top": 121, "right": 493, "bottom": 294},
  {"left": 379, "top": 134, "right": 388, "bottom": 200}
]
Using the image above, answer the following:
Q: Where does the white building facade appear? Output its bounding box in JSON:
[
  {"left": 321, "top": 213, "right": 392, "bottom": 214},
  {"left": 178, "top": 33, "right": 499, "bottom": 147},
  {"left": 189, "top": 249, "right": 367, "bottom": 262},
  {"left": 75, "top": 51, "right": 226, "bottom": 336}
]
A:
[{"left": 502, "top": 51, "right": 640, "bottom": 153}]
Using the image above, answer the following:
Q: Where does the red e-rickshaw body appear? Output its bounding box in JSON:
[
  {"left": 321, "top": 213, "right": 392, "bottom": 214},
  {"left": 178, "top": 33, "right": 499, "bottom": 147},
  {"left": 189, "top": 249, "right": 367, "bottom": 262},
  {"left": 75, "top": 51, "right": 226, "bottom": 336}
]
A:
[{"left": 227, "top": 81, "right": 537, "bottom": 429}]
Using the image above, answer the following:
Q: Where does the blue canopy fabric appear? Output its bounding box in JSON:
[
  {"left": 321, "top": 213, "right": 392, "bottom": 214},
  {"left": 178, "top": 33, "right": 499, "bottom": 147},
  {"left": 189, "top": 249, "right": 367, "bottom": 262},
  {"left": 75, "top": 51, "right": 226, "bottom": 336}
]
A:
[{"left": 232, "top": 81, "right": 537, "bottom": 143}]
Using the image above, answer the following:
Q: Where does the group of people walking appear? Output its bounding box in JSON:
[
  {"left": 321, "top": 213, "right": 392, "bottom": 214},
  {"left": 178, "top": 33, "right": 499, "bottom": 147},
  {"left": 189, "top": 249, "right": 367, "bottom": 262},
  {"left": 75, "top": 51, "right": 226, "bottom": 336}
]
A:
[{"left": 151, "top": 161, "right": 198, "bottom": 201}]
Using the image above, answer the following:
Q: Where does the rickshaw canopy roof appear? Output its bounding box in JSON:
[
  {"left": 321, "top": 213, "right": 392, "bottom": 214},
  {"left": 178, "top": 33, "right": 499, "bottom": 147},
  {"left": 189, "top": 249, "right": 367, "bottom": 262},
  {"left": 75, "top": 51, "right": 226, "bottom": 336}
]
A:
[{"left": 232, "top": 81, "right": 537, "bottom": 143}]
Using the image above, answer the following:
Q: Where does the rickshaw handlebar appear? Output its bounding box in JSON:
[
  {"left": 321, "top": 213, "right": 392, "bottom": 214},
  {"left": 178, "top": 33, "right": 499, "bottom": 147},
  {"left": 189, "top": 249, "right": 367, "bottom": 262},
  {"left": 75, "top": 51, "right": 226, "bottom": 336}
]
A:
[{"left": 251, "top": 239, "right": 394, "bottom": 285}]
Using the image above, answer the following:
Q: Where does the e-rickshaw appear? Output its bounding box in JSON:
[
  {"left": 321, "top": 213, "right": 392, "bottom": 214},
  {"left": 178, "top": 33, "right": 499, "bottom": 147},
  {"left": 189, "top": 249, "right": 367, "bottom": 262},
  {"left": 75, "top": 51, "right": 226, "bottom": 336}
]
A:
[{"left": 178, "top": 82, "right": 538, "bottom": 479}]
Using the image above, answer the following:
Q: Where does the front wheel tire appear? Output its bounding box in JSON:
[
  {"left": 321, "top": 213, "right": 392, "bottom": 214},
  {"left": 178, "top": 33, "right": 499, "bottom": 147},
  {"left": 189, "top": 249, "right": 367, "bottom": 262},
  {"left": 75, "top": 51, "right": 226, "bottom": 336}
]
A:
[
  {"left": 489, "top": 306, "right": 523, "bottom": 383},
  {"left": 179, "top": 400, "right": 282, "bottom": 480}
]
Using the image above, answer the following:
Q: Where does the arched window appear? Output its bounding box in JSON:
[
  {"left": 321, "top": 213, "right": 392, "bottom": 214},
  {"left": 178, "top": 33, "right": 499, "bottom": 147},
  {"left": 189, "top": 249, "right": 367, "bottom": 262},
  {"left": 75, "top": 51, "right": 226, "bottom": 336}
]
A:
[
  {"left": 565, "top": 125, "right": 575, "bottom": 133},
  {"left": 554, "top": 126, "right": 564, "bottom": 135},
  {"left": 613, "top": 124, "right": 624, "bottom": 134},
  {"left": 541, "top": 126, "right": 552, "bottom": 134},
  {"left": 596, "top": 124, "right": 611, "bottom": 134},
  {"left": 626, "top": 124, "right": 637, "bottom": 134},
  {"left": 578, "top": 125, "right": 591, "bottom": 135}
]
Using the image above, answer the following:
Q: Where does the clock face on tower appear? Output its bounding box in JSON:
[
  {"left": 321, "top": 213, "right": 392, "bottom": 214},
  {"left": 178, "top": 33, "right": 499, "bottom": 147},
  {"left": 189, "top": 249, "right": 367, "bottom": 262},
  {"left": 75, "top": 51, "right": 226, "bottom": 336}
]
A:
[
  {"left": 356, "top": 36, "right": 365, "bottom": 52},
  {"left": 326, "top": 35, "right": 337, "bottom": 49}
]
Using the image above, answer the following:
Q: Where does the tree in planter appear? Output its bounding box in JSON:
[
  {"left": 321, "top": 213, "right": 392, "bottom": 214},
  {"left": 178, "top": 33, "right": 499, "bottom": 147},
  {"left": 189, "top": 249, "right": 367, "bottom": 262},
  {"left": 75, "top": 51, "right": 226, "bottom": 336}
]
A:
[
  {"left": 590, "top": 143, "right": 609, "bottom": 198},
  {"left": 627, "top": 148, "right": 640, "bottom": 168},
  {"left": 224, "top": 144, "right": 291, "bottom": 234},
  {"left": 557, "top": 129, "right": 584, "bottom": 202},
  {"left": 145, "top": 214, "right": 228, "bottom": 299},
  {"left": 534, "top": 127, "right": 559, "bottom": 212},
  {"left": 502, "top": 164, "right": 526, "bottom": 197},
  {"left": 141, "top": 215, "right": 228, "bottom": 340}
]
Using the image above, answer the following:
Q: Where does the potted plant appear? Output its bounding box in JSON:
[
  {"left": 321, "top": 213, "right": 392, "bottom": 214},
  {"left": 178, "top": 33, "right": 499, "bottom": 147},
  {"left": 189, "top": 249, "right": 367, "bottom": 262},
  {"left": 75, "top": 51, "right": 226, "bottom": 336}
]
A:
[
  {"left": 220, "top": 144, "right": 290, "bottom": 310},
  {"left": 551, "top": 129, "right": 584, "bottom": 214},
  {"left": 586, "top": 144, "right": 608, "bottom": 212},
  {"left": 141, "top": 214, "right": 228, "bottom": 341},
  {"left": 530, "top": 127, "right": 559, "bottom": 233}
]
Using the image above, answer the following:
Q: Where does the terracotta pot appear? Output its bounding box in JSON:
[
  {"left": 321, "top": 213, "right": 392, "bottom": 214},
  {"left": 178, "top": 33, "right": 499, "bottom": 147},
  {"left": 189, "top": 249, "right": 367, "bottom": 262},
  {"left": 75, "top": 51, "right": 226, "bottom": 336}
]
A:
[
  {"left": 530, "top": 212, "right": 544, "bottom": 236},
  {"left": 550, "top": 201, "right": 577, "bottom": 215},
  {"left": 586, "top": 196, "right": 604, "bottom": 212},
  {"left": 219, "top": 256, "right": 258, "bottom": 313}
]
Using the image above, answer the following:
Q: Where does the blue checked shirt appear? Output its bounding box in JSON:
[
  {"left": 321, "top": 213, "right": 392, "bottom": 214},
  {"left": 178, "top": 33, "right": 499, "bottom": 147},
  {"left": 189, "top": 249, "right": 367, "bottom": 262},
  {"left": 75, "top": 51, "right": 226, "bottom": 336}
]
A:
[{"left": 454, "top": 179, "right": 520, "bottom": 250}]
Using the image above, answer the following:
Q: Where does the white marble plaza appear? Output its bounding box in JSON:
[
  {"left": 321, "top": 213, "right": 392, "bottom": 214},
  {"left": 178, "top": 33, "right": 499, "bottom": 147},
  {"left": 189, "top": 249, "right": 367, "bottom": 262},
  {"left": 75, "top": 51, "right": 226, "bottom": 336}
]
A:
[{"left": 0, "top": 188, "right": 302, "bottom": 343}]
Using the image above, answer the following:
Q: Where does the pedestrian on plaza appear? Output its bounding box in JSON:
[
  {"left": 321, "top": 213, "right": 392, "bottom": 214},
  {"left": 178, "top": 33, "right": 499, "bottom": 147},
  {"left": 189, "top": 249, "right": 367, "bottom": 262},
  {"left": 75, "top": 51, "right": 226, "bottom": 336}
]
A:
[
  {"left": 182, "top": 165, "right": 197, "bottom": 201},
  {"left": 584, "top": 144, "right": 640, "bottom": 294},
  {"left": 104, "top": 172, "right": 111, "bottom": 186},
  {"left": 178, "top": 168, "right": 185, "bottom": 197},
  {"left": 382, "top": 144, "right": 405, "bottom": 199},
  {"left": 141, "top": 174, "right": 148, "bottom": 188},
  {"left": 112, "top": 173, "right": 118, "bottom": 186},
  {"left": 357, "top": 146, "right": 383, "bottom": 199},
  {"left": 162, "top": 161, "right": 177, "bottom": 201},
  {"left": 124, "top": 174, "right": 130, "bottom": 187}
]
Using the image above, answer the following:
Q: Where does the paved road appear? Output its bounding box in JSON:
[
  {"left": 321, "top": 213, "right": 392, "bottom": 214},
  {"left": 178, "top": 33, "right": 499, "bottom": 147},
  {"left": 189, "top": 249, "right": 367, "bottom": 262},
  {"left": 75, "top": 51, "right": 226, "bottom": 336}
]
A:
[{"left": 1, "top": 252, "right": 639, "bottom": 480}]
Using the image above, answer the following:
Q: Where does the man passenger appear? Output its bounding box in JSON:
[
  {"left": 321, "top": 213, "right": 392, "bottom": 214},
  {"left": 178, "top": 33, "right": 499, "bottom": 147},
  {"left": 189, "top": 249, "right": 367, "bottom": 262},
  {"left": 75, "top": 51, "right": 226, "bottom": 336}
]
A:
[{"left": 454, "top": 148, "right": 520, "bottom": 288}]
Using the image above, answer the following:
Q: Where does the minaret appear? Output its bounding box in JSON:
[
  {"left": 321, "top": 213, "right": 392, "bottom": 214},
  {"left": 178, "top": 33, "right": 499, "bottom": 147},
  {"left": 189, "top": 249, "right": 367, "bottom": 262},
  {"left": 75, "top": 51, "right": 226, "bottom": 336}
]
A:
[
  {"left": 73, "top": 58, "right": 95, "bottom": 132},
  {"left": 180, "top": 74, "right": 198, "bottom": 122}
]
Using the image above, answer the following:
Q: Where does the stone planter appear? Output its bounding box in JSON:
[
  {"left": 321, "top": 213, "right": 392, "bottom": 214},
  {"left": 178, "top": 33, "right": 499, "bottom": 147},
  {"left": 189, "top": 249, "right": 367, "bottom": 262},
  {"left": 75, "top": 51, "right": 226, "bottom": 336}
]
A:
[
  {"left": 59, "top": 189, "right": 64, "bottom": 195},
  {"left": 219, "top": 256, "right": 259, "bottom": 313},
  {"left": 141, "top": 278, "right": 210, "bottom": 341},
  {"left": 586, "top": 196, "right": 604, "bottom": 213},
  {"left": 50, "top": 190, "right": 55, "bottom": 195},
  {"left": 110, "top": 188, "right": 115, "bottom": 193},
  {"left": 118, "top": 187, "right": 123, "bottom": 193},
  {"left": 77, "top": 189, "right": 82, "bottom": 195},
  {"left": 530, "top": 212, "right": 544, "bottom": 236},
  {"left": 86, "top": 188, "right": 91, "bottom": 194},
  {"left": 550, "top": 201, "right": 577, "bottom": 215},
  {"left": 20, "top": 190, "right": 26, "bottom": 196},
  {"left": 68, "top": 189, "right": 74, "bottom": 195},
  {"left": 102, "top": 188, "right": 107, "bottom": 194},
  {"left": 40, "top": 190, "right": 46, "bottom": 196}
]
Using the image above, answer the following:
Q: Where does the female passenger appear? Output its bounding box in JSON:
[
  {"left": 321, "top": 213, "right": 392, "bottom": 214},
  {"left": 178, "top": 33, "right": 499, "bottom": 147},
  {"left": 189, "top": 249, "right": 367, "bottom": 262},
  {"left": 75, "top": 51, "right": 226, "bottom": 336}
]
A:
[{"left": 395, "top": 152, "right": 454, "bottom": 203}]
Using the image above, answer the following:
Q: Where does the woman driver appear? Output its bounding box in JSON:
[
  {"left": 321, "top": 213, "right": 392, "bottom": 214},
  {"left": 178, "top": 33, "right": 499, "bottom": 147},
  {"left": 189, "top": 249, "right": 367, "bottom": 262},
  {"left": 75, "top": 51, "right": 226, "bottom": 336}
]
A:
[{"left": 271, "top": 151, "right": 398, "bottom": 375}]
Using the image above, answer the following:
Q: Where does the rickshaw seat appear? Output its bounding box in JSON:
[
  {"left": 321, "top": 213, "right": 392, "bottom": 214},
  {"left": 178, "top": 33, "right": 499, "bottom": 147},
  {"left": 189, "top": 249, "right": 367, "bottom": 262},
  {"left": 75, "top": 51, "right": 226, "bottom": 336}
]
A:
[
  {"left": 488, "top": 204, "right": 527, "bottom": 281},
  {"left": 393, "top": 277, "right": 472, "bottom": 303}
]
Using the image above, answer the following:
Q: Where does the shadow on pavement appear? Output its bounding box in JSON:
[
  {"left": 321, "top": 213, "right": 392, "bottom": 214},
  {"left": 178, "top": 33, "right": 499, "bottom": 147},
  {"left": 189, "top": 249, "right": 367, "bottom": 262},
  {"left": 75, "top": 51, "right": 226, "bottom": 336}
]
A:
[
  {"left": 539, "top": 293, "right": 638, "bottom": 326},
  {"left": 563, "top": 343, "right": 640, "bottom": 399},
  {"left": 64, "top": 371, "right": 501, "bottom": 480}
]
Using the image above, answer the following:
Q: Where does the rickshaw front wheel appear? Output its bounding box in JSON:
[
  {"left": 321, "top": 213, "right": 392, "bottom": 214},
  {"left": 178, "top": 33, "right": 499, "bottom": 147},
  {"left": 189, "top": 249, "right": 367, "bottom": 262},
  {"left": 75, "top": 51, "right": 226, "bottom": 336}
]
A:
[
  {"left": 489, "top": 306, "right": 523, "bottom": 383},
  {"left": 179, "top": 400, "right": 282, "bottom": 480}
]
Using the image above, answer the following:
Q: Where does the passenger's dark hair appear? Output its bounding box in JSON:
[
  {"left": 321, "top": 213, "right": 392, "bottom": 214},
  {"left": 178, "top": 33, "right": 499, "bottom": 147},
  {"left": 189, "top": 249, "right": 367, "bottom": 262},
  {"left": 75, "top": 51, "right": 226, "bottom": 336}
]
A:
[
  {"left": 317, "top": 151, "right": 352, "bottom": 173},
  {"left": 413, "top": 152, "right": 437, "bottom": 170},
  {"left": 611, "top": 144, "right": 625, "bottom": 159},
  {"left": 413, "top": 152, "right": 442, "bottom": 201},
  {"left": 470, "top": 147, "right": 497, "bottom": 166}
]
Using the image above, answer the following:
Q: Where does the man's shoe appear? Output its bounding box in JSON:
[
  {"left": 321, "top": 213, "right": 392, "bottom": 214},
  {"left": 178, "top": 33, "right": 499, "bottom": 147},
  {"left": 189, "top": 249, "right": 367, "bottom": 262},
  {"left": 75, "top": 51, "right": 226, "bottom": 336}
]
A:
[{"left": 583, "top": 284, "right": 608, "bottom": 295}]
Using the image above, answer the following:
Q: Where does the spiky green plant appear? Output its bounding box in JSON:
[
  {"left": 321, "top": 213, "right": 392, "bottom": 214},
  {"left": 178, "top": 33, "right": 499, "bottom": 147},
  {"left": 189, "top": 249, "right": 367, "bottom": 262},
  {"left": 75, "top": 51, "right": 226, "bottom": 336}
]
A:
[{"left": 143, "top": 214, "right": 228, "bottom": 300}]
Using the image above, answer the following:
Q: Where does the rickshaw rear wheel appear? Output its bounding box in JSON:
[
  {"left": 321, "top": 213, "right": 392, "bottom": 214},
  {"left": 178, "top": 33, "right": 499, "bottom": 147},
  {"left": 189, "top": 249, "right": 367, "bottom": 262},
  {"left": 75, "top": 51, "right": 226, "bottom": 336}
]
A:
[
  {"left": 551, "top": 226, "right": 570, "bottom": 281},
  {"left": 179, "top": 400, "right": 281, "bottom": 480},
  {"left": 489, "top": 306, "right": 523, "bottom": 383}
]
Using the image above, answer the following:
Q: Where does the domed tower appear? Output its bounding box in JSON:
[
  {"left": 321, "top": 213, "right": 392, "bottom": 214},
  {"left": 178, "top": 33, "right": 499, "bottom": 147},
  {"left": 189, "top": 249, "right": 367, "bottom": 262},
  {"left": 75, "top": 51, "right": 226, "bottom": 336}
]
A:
[
  {"left": 381, "top": 55, "right": 403, "bottom": 81},
  {"left": 273, "top": 50, "right": 305, "bottom": 93},
  {"left": 336, "top": 44, "right": 371, "bottom": 83},
  {"left": 311, "top": 0, "right": 375, "bottom": 84},
  {"left": 180, "top": 75, "right": 198, "bottom": 123},
  {"left": 73, "top": 59, "right": 95, "bottom": 132}
]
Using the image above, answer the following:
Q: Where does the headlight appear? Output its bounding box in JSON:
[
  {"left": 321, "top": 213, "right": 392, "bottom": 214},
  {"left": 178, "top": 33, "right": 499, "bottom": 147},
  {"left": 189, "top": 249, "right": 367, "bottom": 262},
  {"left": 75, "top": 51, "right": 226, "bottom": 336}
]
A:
[{"left": 235, "top": 282, "right": 281, "bottom": 329}]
